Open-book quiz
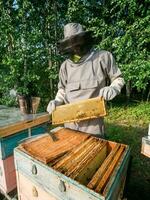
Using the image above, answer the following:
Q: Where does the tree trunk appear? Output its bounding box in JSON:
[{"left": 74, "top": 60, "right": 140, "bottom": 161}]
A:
[
  {"left": 126, "top": 81, "right": 131, "bottom": 102},
  {"left": 147, "top": 88, "right": 150, "bottom": 102}
]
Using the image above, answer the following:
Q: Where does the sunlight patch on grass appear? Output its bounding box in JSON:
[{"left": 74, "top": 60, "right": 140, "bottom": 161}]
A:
[{"left": 105, "top": 102, "right": 150, "bottom": 128}]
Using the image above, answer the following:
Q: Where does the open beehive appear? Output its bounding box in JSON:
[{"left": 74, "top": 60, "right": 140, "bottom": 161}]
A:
[
  {"left": 18, "top": 127, "right": 130, "bottom": 197},
  {"left": 52, "top": 97, "right": 106, "bottom": 125}
]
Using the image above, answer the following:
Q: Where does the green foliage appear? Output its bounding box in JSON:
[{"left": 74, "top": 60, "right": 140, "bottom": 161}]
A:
[
  {"left": 112, "top": 15, "right": 150, "bottom": 92},
  {"left": 105, "top": 102, "right": 150, "bottom": 199},
  {"left": 0, "top": 0, "right": 150, "bottom": 106},
  {"left": 106, "top": 102, "right": 150, "bottom": 127},
  {"left": 66, "top": 0, "right": 150, "bottom": 98},
  {"left": 0, "top": 0, "right": 62, "bottom": 106}
]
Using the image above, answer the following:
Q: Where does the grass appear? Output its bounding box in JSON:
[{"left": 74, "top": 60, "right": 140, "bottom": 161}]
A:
[{"left": 105, "top": 101, "right": 150, "bottom": 200}]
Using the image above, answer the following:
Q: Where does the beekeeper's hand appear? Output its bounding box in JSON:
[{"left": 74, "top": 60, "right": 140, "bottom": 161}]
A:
[
  {"left": 47, "top": 88, "right": 66, "bottom": 114},
  {"left": 99, "top": 77, "right": 125, "bottom": 101},
  {"left": 99, "top": 86, "right": 118, "bottom": 101},
  {"left": 46, "top": 100, "right": 57, "bottom": 114}
]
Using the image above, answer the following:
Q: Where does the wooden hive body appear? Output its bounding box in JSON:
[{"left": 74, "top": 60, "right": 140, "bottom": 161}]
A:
[
  {"left": 0, "top": 109, "right": 49, "bottom": 194},
  {"left": 0, "top": 156, "right": 16, "bottom": 193},
  {"left": 15, "top": 127, "right": 130, "bottom": 200},
  {"left": 141, "top": 136, "right": 150, "bottom": 158},
  {"left": 16, "top": 172, "right": 56, "bottom": 200},
  {"left": 0, "top": 124, "right": 47, "bottom": 160}
]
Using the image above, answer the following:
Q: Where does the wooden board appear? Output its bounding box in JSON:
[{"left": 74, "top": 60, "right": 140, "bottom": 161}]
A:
[
  {"left": 0, "top": 156, "right": 16, "bottom": 194},
  {"left": 0, "top": 124, "right": 47, "bottom": 159},
  {"left": 87, "top": 144, "right": 121, "bottom": 190},
  {"left": 95, "top": 145, "right": 125, "bottom": 194},
  {"left": 141, "top": 137, "right": 150, "bottom": 158},
  {"left": 52, "top": 97, "right": 106, "bottom": 125},
  {"left": 17, "top": 172, "right": 57, "bottom": 200},
  {"left": 14, "top": 149, "right": 103, "bottom": 200},
  {"left": 75, "top": 142, "right": 107, "bottom": 185},
  {"left": 53, "top": 137, "right": 96, "bottom": 170},
  {"left": 0, "top": 114, "right": 49, "bottom": 138},
  {"left": 19, "top": 128, "right": 89, "bottom": 164}
]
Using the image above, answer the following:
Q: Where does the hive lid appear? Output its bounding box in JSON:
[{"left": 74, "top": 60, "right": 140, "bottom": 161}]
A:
[{"left": 19, "top": 128, "right": 89, "bottom": 164}]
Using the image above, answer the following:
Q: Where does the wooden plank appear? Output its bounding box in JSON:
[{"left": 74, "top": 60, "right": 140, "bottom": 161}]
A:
[
  {"left": 53, "top": 137, "right": 94, "bottom": 170},
  {"left": 87, "top": 143, "right": 120, "bottom": 189},
  {"left": 0, "top": 156, "right": 16, "bottom": 193},
  {"left": 95, "top": 145, "right": 125, "bottom": 193},
  {"left": 66, "top": 143, "right": 105, "bottom": 179},
  {"left": 75, "top": 142, "right": 107, "bottom": 185},
  {"left": 141, "top": 137, "right": 150, "bottom": 158},
  {"left": 58, "top": 138, "right": 99, "bottom": 175},
  {"left": 14, "top": 149, "right": 103, "bottom": 200},
  {"left": 52, "top": 97, "right": 106, "bottom": 125},
  {"left": 17, "top": 172, "right": 57, "bottom": 200},
  {"left": 70, "top": 141, "right": 107, "bottom": 180},
  {"left": 0, "top": 125, "right": 47, "bottom": 159},
  {"left": 0, "top": 114, "right": 50, "bottom": 138},
  {"left": 102, "top": 146, "right": 130, "bottom": 198},
  {"left": 19, "top": 128, "right": 89, "bottom": 164}
]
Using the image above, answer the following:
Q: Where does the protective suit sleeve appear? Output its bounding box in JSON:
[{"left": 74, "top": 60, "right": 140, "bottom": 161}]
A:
[
  {"left": 46, "top": 88, "right": 66, "bottom": 114},
  {"left": 58, "top": 62, "right": 67, "bottom": 90},
  {"left": 99, "top": 77, "right": 125, "bottom": 100},
  {"left": 47, "top": 63, "right": 67, "bottom": 114},
  {"left": 99, "top": 52, "right": 125, "bottom": 101}
]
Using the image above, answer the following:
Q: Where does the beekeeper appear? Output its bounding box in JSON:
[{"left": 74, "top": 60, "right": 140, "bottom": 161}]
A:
[{"left": 47, "top": 23, "right": 125, "bottom": 137}]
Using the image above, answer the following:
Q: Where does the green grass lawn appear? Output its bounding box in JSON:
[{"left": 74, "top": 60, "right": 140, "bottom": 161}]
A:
[{"left": 105, "top": 101, "right": 150, "bottom": 200}]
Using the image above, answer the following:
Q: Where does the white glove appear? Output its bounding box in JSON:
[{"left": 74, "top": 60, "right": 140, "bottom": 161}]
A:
[
  {"left": 99, "top": 86, "right": 118, "bottom": 101},
  {"left": 55, "top": 88, "right": 66, "bottom": 103},
  {"left": 46, "top": 100, "right": 56, "bottom": 114},
  {"left": 47, "top": 88, "right": 66, "bottom": 114},
  {"left": 99, "top": 77, "right": 125, "bottom": 101}
]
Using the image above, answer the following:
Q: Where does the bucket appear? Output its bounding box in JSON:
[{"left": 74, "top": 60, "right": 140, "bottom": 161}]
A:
[{"left": 18, "top": 96, "right": 40, "bottom": 114}]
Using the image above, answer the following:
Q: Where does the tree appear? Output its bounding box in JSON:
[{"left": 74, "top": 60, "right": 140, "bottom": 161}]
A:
[{"left": 0, "top": 0, "right": 149, "bottom": 107}]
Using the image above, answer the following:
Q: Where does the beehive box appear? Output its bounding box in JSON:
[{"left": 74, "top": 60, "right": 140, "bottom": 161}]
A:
[
  {"left": 0, "top": 125, "right": 47, "bottom": 160},
  {"left": 52, "top": 97, "right": 106, "bottom": 125},
  {"left": 15, "top": 127, "right": 130, "bottom": 200},
  {"left": 0, "top": 109, "right": 49, "bottom": 138},
  {"left": 141, "top": 136, "right": 150, "bottom": 158},
  {"left": 16, "top": 172, "right": 57, "bottom": 200},
  {"left": 0, "top": 107, "right": 49, "bottom": 159},
  {"left": 0, "top": 107, "right": 49, "bottom": 194},
  {"left": 0, "top": 156, "right": 16, "bottom": 193}
]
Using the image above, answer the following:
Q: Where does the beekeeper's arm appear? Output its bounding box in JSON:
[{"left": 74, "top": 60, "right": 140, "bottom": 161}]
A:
[
  {"left": 99, "top": 52, "right": 125, "bottom": 101},
  {"left": 47, "top": 64, "right": 66, "bottom": 114}
]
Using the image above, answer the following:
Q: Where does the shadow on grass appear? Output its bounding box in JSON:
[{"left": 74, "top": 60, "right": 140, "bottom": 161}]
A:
[{"left": 105, "top": 123, "right": 150, "bottom": 200}]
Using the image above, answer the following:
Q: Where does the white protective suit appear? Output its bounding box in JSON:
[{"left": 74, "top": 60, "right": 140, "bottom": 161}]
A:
[{"left": 47, "top": 50, "right": 125, "bottom": 137}]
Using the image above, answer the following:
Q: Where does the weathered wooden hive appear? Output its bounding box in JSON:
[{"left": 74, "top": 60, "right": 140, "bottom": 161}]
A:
[
  {"left": 15, "top": 127, "right": 130, "bottom": 200},
  {"left": 0, "top": 106, "right": 49, "bottom": 194},
  {"left": 141, "top": 124, "right": 150, "bottom": 158},
  {"left": 141, "top": 136, "right": 150, "bottom": 158}
]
